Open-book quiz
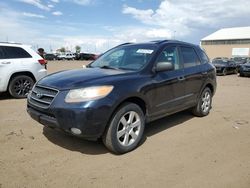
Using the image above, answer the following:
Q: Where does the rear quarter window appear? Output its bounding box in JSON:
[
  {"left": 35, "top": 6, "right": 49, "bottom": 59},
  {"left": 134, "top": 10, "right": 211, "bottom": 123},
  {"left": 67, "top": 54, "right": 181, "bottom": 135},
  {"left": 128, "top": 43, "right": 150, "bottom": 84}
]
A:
[
  {"left": 199, "top": 50, "right": 210, "bottom": 64},
  {"left": 2, "top": 46, "right": 32, "bottom": 59}
]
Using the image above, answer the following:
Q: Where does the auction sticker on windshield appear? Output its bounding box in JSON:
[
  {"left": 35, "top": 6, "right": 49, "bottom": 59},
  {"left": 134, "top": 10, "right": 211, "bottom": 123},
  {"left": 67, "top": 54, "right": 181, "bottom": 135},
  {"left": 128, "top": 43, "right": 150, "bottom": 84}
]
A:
[{"left": 136, "top": 49, "right": 154, "bottom": 54}]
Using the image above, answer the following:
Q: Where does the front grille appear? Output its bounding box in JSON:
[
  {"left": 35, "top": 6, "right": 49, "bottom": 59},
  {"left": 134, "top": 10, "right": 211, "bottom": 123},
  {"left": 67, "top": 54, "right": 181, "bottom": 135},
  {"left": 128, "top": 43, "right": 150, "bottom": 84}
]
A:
[{"left": 29, "top": 85, "right": 59, "bottom": 109}]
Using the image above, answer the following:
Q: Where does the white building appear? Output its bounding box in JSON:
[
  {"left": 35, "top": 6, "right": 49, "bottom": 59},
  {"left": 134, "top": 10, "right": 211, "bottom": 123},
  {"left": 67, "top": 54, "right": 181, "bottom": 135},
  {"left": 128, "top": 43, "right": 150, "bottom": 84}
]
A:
[{"left": 201, "top": 26, "right": 250, "bottom": 59}]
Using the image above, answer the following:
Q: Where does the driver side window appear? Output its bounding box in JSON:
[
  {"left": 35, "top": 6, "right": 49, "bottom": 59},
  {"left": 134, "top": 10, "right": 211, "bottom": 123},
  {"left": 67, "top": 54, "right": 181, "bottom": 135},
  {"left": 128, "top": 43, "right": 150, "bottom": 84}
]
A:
[{"left": 156, "top": 46, "right": 180, "bottom": 70}]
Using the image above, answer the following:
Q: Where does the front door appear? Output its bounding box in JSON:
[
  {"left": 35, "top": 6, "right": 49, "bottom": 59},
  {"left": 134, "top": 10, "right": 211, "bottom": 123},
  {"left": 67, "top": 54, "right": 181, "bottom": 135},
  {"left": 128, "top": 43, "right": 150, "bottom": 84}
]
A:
[{"left": 148, "top": 46, "right": 186, "bottom": 118}]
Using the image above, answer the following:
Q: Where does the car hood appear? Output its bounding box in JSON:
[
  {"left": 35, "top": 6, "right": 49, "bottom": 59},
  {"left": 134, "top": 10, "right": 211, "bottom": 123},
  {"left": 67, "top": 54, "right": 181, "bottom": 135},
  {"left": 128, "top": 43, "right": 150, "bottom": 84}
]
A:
[{"left": 37, "top": 68, "right": 129, "bottom": 90}]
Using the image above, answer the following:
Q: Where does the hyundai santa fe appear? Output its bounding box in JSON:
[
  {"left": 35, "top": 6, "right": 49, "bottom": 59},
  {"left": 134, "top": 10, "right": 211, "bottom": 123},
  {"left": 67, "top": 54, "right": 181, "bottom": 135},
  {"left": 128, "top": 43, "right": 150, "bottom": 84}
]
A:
[{"left": 27, "top": 40, "right": 216, "bottom": 154}]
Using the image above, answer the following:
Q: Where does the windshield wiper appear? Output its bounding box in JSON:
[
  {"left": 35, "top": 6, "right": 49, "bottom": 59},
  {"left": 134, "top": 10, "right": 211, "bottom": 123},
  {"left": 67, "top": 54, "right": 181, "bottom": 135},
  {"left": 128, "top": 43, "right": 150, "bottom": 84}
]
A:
[{"left": 99, "top": 65, "right": 119, "bottom": 70}]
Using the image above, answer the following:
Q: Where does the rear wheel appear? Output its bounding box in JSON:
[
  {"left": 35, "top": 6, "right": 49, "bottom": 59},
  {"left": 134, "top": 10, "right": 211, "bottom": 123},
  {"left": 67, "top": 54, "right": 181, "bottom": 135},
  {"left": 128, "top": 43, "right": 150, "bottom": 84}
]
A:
[
  {"left": 102, "top": 103, "right": 145, "bottom": 154},
  {"left": 8, "top": 75, "right": 34, "bottom": 98},
  {"left": 192, "top": 87, "right": 212, "bottom": 117}
]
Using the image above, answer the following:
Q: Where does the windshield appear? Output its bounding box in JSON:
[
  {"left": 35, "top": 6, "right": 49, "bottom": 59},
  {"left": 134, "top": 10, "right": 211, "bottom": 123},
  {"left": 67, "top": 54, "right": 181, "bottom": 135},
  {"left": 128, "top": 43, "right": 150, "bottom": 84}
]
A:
[{"left": 90, "top": 44, "right": 156, "bottom": 71}]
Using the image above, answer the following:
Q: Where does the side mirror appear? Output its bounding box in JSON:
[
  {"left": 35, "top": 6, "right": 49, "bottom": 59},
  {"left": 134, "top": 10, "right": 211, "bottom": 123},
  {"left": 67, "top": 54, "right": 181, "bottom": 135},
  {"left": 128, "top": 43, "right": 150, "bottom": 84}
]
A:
[{"left": 155, "top": 62, "right": 174, "bottom": 72}]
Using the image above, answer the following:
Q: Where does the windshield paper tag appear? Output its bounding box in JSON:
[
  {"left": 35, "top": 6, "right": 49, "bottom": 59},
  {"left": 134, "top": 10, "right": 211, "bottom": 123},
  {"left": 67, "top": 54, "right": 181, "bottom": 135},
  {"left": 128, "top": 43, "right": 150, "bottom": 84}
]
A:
[{"left": 136, "top": 49, "right": 154, "bottom": 54}]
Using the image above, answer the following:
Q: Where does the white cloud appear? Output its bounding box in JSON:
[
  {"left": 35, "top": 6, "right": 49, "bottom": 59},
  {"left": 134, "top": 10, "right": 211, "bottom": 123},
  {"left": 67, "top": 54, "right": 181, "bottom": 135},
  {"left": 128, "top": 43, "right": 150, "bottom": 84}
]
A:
[
  {"left": 122, "top": 0, "right": 250, "bottom": 39},
  {"left": 71, "top": 0, "right": 91, "bottom": 6},
  {"left": 122, "top": 5, "right": 153, "bottom": 21},
  {"left": 18, "top": 0, "right": 50, "bottom": 11},
  {"left": 48, "top": 4, "right": 54, "bottom": 8},
  {"left": 52, "top": 11, "right": 63, "bottom": 16},
  {"left": 50, "top": 0, "right": 59, "bottom": 3},
  {"left": 23, "top": 12, "right": 45, "bottom": 18}
]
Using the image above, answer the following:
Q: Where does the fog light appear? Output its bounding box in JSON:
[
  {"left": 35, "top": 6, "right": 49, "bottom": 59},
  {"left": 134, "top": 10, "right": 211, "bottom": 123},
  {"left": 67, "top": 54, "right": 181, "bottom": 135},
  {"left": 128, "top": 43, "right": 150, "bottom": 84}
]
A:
[{"left": 71, "top": 128, "right": 82, "bottom": 135}]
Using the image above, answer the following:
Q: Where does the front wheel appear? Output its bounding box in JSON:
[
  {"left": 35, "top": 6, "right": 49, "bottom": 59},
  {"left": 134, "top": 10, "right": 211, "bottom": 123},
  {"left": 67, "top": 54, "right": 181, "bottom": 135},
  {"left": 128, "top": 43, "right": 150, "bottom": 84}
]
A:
[
  {"left": 8, "top": 75, "right": 34, "bottom": 98},
  {"left": 102, "top": 103, "right": 145, "bottom": 154},
  {"left": 192, "top": 87, "right": 212, "bottom": 117}
]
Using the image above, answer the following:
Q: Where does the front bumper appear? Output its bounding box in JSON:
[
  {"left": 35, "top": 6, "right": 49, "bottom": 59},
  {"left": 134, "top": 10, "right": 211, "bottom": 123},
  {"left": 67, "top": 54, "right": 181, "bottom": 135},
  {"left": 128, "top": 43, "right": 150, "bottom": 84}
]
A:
[
  {"left": 27, "top": 90, "right": 115, "bottom": 140},
  {"left": 240, "top": 70, "right": 250, "bottom": 76}
]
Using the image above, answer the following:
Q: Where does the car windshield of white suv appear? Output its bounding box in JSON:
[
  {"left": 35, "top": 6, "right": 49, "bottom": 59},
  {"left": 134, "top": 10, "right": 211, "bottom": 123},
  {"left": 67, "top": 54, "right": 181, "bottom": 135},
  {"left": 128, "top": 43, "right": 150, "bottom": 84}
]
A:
[{"left": 90, "top": 45, "right": 156, "bottom": 71}]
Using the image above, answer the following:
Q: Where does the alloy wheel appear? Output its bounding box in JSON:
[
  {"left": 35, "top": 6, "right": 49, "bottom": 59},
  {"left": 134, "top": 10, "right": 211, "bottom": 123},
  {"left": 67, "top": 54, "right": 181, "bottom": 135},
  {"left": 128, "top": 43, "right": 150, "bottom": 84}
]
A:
[{"left": 116, "top": 111, "right": 141, "bottom": 147}]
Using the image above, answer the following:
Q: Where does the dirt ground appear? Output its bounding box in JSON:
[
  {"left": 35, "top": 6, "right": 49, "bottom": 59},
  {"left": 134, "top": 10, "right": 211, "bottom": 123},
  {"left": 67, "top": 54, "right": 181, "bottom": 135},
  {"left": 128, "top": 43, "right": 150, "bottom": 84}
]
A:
[{"left": 0, "top": 61, "right": 250, "bottom": 188}]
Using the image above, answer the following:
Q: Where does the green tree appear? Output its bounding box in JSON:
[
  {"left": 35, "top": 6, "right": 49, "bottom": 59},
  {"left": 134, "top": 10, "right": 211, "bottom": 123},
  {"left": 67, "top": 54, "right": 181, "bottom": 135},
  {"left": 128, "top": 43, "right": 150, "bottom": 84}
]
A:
[
  {"left": 60, "top": 47, "right": 66, "bottom": 53},
  {"left": 75, "top": 45, "right": 81, "bottom": 53}
]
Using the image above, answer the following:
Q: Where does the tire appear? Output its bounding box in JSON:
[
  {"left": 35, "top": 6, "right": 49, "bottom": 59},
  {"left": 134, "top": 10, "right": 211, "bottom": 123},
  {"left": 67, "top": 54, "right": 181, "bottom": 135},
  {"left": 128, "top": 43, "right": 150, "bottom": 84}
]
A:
[
  {"left": 8, "top": 75, "right": 34, "bottom": 98},
  {"left": 102, "top": 103, "right": 145, "bottom": 154},
  {"left": 239, "top": 72, "right": 244, "bottom": 77},
  {"left": 222, "top": 68, "right": 227, "bottom": 76},
  {"left": 192, "top": 87, "right": 212, "bottom": 117}
]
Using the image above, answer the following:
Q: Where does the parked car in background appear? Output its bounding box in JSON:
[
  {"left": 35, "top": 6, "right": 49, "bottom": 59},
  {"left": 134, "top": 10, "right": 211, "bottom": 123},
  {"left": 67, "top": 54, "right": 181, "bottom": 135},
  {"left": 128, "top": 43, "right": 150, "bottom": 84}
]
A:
[
  {"left": 212, "top": 59, "right": 237, "bottom": 75},
  {"left": 27, "top": 40, "right": 216, "bottom": 154},
  {"left": 44, "top": 53, "right": 57, "bottom": 61},
  {"left": 213, "top": 57, "right": 229, "bottom": 61},
  {"left": 231, "top": 57, "right": 248, "bottom": 72},
  {"left": 65, "top": 53, "right": 75, "bottom": 60},
  {"left": 75, "top": 53, "right": 99, "bottom": 60},
  {"left": 57, "top": 53, "right": 75, "bottom": 60},
  {"left": 0, "top": 42, "right": 47, "bottom": 98},
  {"left": 238, "top": 62, "right": 250, "bottom": 77}
]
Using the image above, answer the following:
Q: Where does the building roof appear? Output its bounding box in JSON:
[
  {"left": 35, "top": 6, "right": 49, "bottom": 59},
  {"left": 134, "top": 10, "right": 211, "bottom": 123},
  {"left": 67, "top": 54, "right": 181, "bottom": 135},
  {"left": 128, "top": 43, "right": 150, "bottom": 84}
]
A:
[{"left": 201, "top": 26, "right": 250, "bottom": 41}]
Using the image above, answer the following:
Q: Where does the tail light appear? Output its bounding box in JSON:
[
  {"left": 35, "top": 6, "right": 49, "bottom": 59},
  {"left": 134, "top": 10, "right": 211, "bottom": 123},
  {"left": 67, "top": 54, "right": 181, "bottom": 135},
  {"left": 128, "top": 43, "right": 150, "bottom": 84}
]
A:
[{"left": 38, "top": 59, "right": 47, "bottom": 65}]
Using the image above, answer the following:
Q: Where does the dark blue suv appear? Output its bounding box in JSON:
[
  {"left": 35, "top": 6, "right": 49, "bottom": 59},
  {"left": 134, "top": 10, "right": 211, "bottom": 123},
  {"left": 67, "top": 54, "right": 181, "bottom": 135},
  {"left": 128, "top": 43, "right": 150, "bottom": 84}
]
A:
[{"left": 27, "top": 40, "right": 216, "bottom": 154}]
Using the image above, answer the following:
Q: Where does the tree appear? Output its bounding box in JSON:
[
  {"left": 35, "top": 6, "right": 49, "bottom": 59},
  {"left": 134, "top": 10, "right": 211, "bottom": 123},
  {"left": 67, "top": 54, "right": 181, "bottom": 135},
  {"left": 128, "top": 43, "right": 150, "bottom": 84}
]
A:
[
  {"left": 59, "top": 47, "right": 66, "bottom": 53},
  {"left": 75, "top": 45, "right": 81, "bottom": 53}
]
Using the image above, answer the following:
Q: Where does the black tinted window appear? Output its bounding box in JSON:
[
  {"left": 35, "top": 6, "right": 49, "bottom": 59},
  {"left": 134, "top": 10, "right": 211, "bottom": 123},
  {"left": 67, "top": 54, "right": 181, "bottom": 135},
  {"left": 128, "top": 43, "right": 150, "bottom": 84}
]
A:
[
  {"left": 0, "top": 46, "right": 5, "bottom": 59},
  {"left": 180, "top": 47, "right": 201, "bottom": 68},
  {"left": 2, "top": 46, "right": 32, "bottom": 59}
]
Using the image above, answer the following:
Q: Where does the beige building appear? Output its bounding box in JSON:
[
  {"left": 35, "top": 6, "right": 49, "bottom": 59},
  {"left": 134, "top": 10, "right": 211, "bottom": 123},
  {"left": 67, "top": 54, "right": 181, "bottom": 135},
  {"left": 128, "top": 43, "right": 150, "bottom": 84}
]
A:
[{"left": 201, "top": 26, "right": 250, "bottom": 59}]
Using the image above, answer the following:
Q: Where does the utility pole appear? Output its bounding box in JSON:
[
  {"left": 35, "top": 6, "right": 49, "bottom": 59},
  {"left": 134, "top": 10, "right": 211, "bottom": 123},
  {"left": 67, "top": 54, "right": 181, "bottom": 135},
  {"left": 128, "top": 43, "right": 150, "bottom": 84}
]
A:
[{"left": 173, "top": 31, "right": 176, "bottom": 40}]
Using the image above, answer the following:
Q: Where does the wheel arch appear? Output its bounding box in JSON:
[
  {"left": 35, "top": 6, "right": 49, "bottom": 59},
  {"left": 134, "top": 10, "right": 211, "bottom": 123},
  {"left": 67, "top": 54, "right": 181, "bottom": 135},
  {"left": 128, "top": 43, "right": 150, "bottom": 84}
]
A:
[
  {"left": 101, "top": 96, "right": 147, "bottom": 138},
  {"left": 205, "top": 83, "right": 214, "bottom": 95},
  {"left": 8, "top": 71, "right": 36, "bottom": 86}
]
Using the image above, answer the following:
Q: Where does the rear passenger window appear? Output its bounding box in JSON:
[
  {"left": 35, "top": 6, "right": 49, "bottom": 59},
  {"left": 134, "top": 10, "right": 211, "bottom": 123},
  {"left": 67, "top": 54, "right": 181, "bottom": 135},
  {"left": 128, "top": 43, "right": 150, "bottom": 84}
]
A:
[
  {"left": 180, "top": 47, "right": 201, "bottom": 68},
  {"left": 3, "top": 46, "right": 32, "bottom": 59}
]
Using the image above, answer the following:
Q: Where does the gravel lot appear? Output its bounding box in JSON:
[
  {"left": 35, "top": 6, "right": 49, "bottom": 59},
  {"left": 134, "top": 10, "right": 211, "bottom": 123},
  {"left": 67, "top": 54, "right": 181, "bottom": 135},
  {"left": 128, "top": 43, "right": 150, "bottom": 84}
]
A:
[{"left": 0, "top": 61, "right": 250, "bottom": 188}]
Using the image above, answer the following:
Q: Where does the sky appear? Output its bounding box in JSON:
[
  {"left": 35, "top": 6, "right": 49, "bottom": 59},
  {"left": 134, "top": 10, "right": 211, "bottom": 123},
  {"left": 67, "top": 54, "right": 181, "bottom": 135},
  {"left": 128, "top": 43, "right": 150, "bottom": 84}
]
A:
[{"left": 0, "top": 0, "right": 250, "bottom": 53}]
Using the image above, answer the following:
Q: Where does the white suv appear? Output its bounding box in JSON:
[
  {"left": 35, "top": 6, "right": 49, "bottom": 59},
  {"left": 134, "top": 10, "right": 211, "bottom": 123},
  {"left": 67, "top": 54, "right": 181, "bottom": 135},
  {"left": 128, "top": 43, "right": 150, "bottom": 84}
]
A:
[
  {"left": 57, "top": 53, "right": 75, "bottom": 60},
  {"left": 0, "top": 42, "right": 47, "bottom": 98}
]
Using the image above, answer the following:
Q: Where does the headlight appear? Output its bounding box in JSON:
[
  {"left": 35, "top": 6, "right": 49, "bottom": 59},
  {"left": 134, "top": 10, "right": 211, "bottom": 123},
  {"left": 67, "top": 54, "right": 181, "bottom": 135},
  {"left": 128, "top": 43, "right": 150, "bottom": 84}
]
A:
[{"left": 65, "top": 85, "right": 114, "bottom": 103}]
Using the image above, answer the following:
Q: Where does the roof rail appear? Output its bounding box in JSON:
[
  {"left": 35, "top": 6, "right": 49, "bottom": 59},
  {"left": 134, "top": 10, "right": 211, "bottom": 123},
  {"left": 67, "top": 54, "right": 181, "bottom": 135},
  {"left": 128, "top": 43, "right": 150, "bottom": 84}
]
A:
[
  {"left": 116, "top": 42, "right": 133, "bottom": 47},
  {"left": 150, "top": 40, "right": 181, "bottom": 44},
  {"left": 150, "top": 40, "right": 170, "bottom": 44},
  {"left": 0, "top": 41, "right": 22, "bottom": 45}
]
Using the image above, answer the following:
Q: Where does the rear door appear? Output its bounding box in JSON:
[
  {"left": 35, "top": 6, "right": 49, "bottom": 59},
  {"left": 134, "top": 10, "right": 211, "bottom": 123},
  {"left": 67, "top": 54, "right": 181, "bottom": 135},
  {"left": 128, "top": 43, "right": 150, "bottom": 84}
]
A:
[{"left": 179, "top": 45, "right": 204, "bottom": 106}]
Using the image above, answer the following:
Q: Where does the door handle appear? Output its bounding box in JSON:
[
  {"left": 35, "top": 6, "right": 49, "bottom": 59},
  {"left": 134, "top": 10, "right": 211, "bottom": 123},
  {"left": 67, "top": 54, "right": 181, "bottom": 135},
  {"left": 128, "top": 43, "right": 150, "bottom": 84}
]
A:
[
  {"left": 1, "top": 62, "right": 11, "bottom": 64},
  {"left": 178, "top": 76, "right": 185, "bottom": 81}
]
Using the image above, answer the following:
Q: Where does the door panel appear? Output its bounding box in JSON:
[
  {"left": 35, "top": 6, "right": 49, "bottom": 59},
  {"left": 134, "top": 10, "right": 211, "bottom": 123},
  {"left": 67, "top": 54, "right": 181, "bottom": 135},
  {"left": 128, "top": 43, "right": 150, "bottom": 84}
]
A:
[
  {"left": 147, "top": 46, "right": 186, "bottom": 118},
  {"left": 179, "top": 46, "right": 203, "bottom": 106}
]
